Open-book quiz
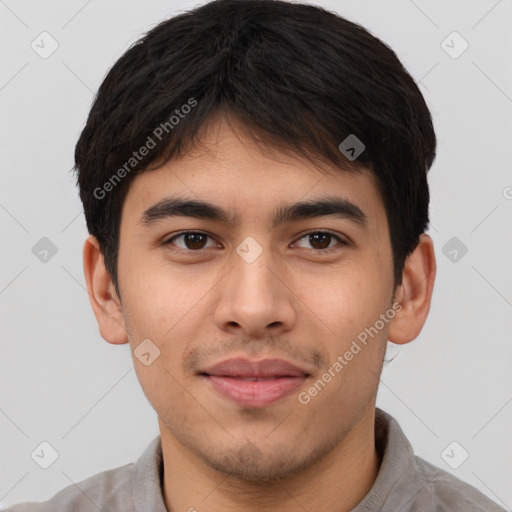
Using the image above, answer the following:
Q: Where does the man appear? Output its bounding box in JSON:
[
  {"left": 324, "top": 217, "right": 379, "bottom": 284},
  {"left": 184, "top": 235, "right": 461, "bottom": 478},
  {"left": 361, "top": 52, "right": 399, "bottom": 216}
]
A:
[{"left": 4, "top": 0, "right": 506, "bottom": 510}]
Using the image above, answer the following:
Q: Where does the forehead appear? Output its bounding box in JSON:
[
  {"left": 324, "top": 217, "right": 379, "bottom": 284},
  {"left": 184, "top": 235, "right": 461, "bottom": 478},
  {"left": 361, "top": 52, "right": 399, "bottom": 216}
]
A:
[{"left": 121, "top": 116, "right": 386, "bottom": 232}]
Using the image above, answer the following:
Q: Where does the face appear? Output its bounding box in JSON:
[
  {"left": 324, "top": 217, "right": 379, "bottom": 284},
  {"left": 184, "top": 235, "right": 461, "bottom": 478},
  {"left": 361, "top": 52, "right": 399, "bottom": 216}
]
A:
[{"left": 115, "top": 115, "right": 397, "bottom": 481}]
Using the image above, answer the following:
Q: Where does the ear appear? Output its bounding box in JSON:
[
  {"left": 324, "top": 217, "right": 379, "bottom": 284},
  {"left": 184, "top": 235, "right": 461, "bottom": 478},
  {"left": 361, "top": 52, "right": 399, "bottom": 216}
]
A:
[
  {"left": 83, "top": 235, "right": 128, "bottom": 345},
  {"left": 387, "top": 233, "right": 436, "bottom": 345}
]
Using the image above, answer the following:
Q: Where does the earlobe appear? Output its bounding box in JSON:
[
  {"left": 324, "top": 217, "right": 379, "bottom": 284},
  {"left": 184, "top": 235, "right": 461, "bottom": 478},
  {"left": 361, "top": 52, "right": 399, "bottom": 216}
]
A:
[
  {"left": 387, "top": 233, "right": 436, "bottom": 345},
  {"left": 83, "top": 235, "right": 128, "bottom": 345}
]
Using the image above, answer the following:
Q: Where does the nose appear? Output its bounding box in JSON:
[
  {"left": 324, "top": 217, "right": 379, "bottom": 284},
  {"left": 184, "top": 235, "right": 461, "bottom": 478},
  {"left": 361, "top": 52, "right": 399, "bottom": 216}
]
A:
[{"left": 212, "top": 244, "right": 297, "bottom": 339}]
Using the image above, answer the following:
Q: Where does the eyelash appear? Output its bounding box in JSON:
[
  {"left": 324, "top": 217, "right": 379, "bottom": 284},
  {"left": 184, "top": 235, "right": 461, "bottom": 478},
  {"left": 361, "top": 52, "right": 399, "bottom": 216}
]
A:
[{"left": 163, "top": 230, "right": 347, "bottom": 255}]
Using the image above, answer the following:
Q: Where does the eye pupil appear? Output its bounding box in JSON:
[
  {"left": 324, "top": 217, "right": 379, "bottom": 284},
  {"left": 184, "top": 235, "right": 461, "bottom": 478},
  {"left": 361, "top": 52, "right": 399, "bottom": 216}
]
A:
[
  {"left": 185, "top": 233, "right": 207, "bottom": 250},
  {"left": 309, "top": 233, "right": 331, "bottom": 250}
]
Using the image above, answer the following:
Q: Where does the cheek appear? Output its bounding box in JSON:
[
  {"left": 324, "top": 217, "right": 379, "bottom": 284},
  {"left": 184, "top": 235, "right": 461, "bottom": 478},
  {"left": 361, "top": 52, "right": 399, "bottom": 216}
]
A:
[
  {"left": 121, "top": 268, "right": 217, "bottom": 378},
  {"left": 296, "top": 268, "right": 386, "bottom": 335},
  {"left": 121, "top": 256, "right": 203, "bottom": 327},
  {"left": 300, "top": 273, "right": 391, "bottom": 390},
  {"left": 133, "top": 359, "right": 194, "bottom": 427}
]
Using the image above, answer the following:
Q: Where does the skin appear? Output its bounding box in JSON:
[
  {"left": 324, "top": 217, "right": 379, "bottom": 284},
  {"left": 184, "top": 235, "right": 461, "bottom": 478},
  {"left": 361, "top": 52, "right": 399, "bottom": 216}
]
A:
[{"left": 84, "top": 112, "right": 436, "bottom": 512}]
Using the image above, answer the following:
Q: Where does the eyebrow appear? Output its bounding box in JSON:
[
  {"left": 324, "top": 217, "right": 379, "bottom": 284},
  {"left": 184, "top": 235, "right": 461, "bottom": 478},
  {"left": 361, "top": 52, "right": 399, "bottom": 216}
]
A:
[{"left": 138, "top": 196, "right": 368, "bottom": 229}]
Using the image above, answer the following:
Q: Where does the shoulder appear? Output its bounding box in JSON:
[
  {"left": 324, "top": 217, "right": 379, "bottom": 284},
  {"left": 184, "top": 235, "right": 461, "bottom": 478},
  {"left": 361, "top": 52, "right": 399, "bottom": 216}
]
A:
[
  {"left": 412, "top": 455, "right": 506, "bottom": 511},
  {"left": 1, "top": 462, "right": 135, "bottom": 512}
]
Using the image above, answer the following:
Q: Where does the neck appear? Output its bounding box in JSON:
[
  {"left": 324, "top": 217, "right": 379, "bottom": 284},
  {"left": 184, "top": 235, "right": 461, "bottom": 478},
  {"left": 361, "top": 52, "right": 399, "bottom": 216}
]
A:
[{"left": 160, "top": 405, "right": 380, "bottom": 512}]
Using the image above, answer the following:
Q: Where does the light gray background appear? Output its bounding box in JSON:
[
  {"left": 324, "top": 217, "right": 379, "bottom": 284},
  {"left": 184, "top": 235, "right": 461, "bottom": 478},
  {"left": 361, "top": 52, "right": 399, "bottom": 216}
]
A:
[{"left": 1, "top": 0, "right": 511, "bottom": 509}]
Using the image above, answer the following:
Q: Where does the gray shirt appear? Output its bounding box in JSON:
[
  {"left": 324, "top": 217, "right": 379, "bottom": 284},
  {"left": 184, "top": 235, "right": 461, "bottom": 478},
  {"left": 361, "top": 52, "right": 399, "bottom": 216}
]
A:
[{"left": 3, "top": 408, "right": 506, "bottom": 511}]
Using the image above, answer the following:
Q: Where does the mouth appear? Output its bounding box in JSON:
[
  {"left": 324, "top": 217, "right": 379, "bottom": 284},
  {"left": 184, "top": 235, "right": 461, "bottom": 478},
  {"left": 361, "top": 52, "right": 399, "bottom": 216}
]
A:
[{"left": 198, "top": 358, "right": 311, "bottom": 408}]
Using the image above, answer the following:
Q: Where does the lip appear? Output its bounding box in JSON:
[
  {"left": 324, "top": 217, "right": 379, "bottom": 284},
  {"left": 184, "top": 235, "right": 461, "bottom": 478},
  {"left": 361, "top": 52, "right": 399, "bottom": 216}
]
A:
[{"left": 199, "top": 357, "right": 311, "bottom": 408}]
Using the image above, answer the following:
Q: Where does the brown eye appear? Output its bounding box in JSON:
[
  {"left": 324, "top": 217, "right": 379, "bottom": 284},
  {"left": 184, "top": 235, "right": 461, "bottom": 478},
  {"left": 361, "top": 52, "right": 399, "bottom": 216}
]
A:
[
  {"left": 164, "top": 232, "right": 217, "bottom": 251},
  {"left": 294, "top": 231, "right": 346, "bottom": 252},
  {"left": 308, "top": 232, "right": 332, "bottom": 250}
]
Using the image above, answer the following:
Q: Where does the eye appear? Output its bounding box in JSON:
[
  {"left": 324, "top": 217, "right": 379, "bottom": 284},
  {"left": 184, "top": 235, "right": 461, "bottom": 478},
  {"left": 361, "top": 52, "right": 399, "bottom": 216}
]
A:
[
  {"left": 163, "top": 231, "right": 219, "bottom": 251},
  {"left": 293, "top": 231, "right": 347, "bottom": 253},
  {"left": 163, "top": 230, "right": 347, "bottom": 254}
]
